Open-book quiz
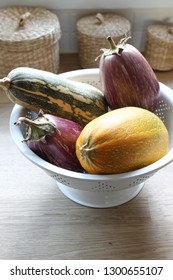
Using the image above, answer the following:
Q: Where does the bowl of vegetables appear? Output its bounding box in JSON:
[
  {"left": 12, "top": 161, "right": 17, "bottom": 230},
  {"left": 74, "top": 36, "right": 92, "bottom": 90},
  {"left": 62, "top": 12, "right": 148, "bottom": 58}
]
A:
[
  {"left": 2, "top": 37, "right": 172, "bottom": 207},
  {"left": 9, "top": 67, "right": 173, "bottom": 208}
]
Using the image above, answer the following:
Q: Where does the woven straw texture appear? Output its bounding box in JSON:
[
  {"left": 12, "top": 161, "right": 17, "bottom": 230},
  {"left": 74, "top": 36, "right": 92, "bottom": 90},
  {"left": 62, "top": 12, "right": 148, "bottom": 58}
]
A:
[
  {"left": 76, "top": 13, "right": 131, "bottom": 68},
  {"left": 0, "top": 6, "right": 61, "bottom": 78},
  {"left": 144, "top": 24, "right": 173, "bottom": 71}
]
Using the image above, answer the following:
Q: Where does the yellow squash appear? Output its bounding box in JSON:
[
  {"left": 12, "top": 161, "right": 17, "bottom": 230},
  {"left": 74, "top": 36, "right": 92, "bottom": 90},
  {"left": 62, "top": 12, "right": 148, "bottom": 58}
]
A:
[{"left": 76, "top": 107, "right": 169, "bottom": 174}]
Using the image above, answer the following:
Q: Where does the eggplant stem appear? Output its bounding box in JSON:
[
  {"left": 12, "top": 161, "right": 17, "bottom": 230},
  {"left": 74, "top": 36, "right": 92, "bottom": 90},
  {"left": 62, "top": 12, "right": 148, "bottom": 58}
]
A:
[
  {"left": 107, "top": 36, "right": 117, "bottom": 50},
  {"left": 106, "top": 35, "right": 131, "bottom": 56},
  {"left": 96, "top": 34, "right": 131, "bottom": 60},
  {"left": 15, "top": 117, "right": 37, "bottom": 126},
  {"left": 15, "top": 115, "right": 59, "bottom": 141}
]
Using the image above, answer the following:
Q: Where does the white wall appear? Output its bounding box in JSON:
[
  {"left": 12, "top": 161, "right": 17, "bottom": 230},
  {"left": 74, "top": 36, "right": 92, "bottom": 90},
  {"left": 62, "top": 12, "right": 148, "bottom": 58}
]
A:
[
  {"left": 1, "top": 0, "right": 173, "bottom": 9},
  {"left": 0, "top": 1, "right": 173, "bottom": 53}
]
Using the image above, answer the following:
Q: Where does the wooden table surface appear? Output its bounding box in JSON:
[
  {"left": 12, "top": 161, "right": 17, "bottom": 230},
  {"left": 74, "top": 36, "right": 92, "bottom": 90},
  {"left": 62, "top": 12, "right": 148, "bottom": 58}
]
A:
[{"left": 0, "top": 54, "right": 173, "bottom": 260}]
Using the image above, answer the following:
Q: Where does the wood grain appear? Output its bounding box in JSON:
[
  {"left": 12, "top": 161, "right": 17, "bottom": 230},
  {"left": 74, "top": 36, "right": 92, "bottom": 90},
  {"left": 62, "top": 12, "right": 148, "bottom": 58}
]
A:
[{"left": 0, "top": 54, "right": 173, "bottom": 260}]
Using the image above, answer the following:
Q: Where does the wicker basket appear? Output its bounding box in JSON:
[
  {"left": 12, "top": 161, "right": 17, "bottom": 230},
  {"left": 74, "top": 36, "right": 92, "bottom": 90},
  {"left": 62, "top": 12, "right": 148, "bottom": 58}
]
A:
[
  {"left": 144, "top": 24, "right": 173, "bottom": 71},
  {"left": 0, "top": 6, "right": 61, "bottom": 78},
  {"left": 76, "top": 13, "right": 131, "bottom": 68}
]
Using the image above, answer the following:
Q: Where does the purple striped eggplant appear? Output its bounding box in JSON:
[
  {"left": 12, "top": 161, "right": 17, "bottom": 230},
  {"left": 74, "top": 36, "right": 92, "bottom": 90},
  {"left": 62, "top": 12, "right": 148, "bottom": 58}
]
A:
[
  {"left": 15, "top": 110, "right": 84, "bottom": 172},
  {"left": 98, "top": 36, "right": 160, "bottom": 112}
]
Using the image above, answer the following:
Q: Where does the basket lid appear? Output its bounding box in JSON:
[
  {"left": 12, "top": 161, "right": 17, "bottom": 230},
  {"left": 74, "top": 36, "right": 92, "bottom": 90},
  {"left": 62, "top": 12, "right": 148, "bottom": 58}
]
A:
[
  {"left": 0, "top": 7, "right": 61, "bottom": 47},
  {"left": 77, "top": 13, "right": 131, "bottom": 38},
  {"left": 148, "top": 24, "right": 173, "bottom": 42}
]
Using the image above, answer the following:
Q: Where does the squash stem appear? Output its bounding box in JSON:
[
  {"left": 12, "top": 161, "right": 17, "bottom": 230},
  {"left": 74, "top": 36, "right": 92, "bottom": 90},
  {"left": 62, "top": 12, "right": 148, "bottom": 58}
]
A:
[{"left": 0, "top": 77, "right": 11, "bottom": 90}]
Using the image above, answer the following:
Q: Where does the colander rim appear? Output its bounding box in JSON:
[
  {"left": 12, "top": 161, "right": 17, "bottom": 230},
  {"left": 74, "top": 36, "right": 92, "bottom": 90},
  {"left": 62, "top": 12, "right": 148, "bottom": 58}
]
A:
[{"left": 9, "top": 68, "right": 173, "bottom": 181}]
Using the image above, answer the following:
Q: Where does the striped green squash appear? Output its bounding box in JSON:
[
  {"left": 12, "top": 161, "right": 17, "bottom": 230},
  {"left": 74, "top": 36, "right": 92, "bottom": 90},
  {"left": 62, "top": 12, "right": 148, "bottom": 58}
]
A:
[{"left": 0, "top": 67, "right": 108, "bottom": 126}]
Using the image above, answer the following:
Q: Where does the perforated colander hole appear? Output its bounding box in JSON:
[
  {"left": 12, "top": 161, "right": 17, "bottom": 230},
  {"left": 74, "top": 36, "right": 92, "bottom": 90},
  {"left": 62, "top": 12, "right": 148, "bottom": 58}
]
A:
[
  {"left": 51, "top": 175, "right": 70, "bottom": 186},
  {"left": 26, "top": 111, "right": 32, "bottom": 119},
  {"left": 155, "top": 99, "right": 170, "bottom": 122},
  {"left": 91, "top": 182, "right": 121, "bottom": 192},
  {"left": 83, "top": 80, "right": 100, "bottom": 89},
  {"left": 128, "top": 175, "right": 151, "bottom": 187}
]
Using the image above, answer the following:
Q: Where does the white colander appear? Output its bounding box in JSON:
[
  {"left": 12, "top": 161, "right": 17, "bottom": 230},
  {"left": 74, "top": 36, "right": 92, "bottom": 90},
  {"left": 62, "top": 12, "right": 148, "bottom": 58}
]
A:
[{"left": 10, "top": 69, "right": 173, "bottom": 208}]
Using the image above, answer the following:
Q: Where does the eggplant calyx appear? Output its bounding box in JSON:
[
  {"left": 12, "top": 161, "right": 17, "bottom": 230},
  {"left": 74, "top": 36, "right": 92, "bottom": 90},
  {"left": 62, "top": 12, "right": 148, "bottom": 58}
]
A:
[
  {"left": 105, "top": 35, "right": 131, "bottom": 56},
  {"left": 15, "top": 112, "right": 59, "bottom": 142},
  {"left": 95, "top": 35, "right": 131, "bottom": 61}
]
